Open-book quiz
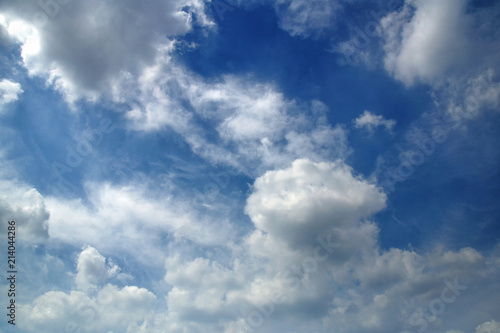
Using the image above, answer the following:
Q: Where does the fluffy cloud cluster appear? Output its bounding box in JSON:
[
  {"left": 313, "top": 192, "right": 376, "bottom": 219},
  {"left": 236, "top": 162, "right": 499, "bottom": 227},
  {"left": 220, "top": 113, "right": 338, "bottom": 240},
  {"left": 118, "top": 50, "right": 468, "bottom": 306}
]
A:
[
  {"left": 246, "top": 158, "right": 386, "bottom": 248},
  {"left": 75, "top": 246, "right": 122, "bottom": 291},
  {"left": 0, "top": 78, "right": 23, "bottom": 110},
  {"left": 19, "top": 246, "right": 156, "bottom": 333},
  {"left": 13, "top": 158, "right": 500, "bottom": 332},
  {"left": 380, "top": 0, "right": 470, "bottom": 86},
  {"left": 1, "top": 1, "right": 498, "bottom": 332},
  {"left": 331, "top": 0, "right": 500, "bottom": 121},
  {"left": 141, "top": 159, "right": 499, "bottom": 332}
]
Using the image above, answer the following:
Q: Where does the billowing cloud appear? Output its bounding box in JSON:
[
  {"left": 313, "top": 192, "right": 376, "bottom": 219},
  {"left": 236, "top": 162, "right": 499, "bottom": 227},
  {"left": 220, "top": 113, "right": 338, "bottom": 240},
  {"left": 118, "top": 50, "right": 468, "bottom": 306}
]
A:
[
  {"left": 0, "top": 78, "right": 23, "bottom": 109},
  {"left": 19, "top": 285, "right": 156, "bottom": 333},
  {"left": 1, "top": 1, "right": 499, "bottom": 332},
  {"left": 246, "top": 158, "right": 386, "bottom": 248},
  {"left": 380, "top": 0, "right": 470, "bottom": 86},
  {"left": 152, "top": 159, "right": 500, "bottom": 332},
  {"left": 2, "top": 0, "right": 350, "bottom": 176},
  {"left": 19, "top": 247, "right": 156, "bottom": 333},
  {"left": 75, "top": 246, "right": 121, "bottom": 291},
  {"left": 11, "top": 157, "right": 499, "bottom": 333},
  {"left": 0, "top": 0, "right": 213, "bottom": 103},
  {"left": 0, "top": 180, "right": 49, "bottom": 241}
]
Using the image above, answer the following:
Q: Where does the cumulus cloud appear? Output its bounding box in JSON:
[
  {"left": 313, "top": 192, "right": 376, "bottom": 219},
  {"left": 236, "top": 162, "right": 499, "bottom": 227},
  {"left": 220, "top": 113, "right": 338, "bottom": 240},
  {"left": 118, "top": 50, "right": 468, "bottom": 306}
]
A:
[
  {"left": 75, "top": 246, "right": 121, "bottom": 291},
  {"left": 2, "top": 1, "right": 499, "bottom": 332},
  {"left": 0, "top": 78, "right": 23, "bottom": 109},
  {"left": 0, "top": 180, "right": 49, "bottom": 241},
  {"left": 152, "top": 159, "right": 387, "bottom": 331},
  {"left": 380, "top": 0, "right": 470, "bottom": 86},
  {"left": 354, "top": 110, "right": 396, "bottom": 134},
  {"left": 13, "top": 157, "right": 499, "bottom": 333},
  {"left": 0, "top": 0, "right": 213, "bottom": 103},
  {"left": 246, "top": 158, "right": 386, "bottom": 248},
  {"left": 150, "top": 159, "right": 500, "bottom": 332},
  {"left": 19, "top": 246, "right": 156, "bottom": 333},
  {"left": 20, "top": 284, "right": 156, "bottom": 333}
]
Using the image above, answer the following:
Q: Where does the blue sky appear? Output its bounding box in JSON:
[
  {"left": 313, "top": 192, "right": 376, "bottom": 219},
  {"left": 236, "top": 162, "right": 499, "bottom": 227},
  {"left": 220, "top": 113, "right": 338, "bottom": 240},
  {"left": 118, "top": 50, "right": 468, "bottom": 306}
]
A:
[{"left": 0, "top": 0, "right": 499, "bottom": 332}]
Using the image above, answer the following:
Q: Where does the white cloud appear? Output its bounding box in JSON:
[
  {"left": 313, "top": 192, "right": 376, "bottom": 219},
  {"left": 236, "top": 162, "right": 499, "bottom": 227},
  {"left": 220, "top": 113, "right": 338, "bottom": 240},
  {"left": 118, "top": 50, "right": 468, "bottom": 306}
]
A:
[
  {"left": 151, "top": 159, "right": 500, "bottom": 332},
  {"left": 246, "top": 158, "right": 386, "bottom": 248},
  {"left": 20, "top": 285, "right": 156, "bottom": 333},
  {"left": 19, "top": 246, "right": 157, "bottom": 333},
  {"left": 0, "top": 78, "right": 23, "bottom": 109},
  {"left": 380, "top": 0, "right": 470, "bottom": 86},
  {"left": 354, "top": 110, "right": 396, "bottom": 134},
  {"left": 476, "top": 320, "right": 500, "bottom": 333},
  {"left": 0, "top": 0, "right": 213, "bottom": 104},
  {"left": 45, "top": 181, "right": 236, "bottom": 266},
  {"left": 0, "top": 179, "right": 49, "bottom": 241},
  {"left": 12, "top": 157, "right": 499, "bottom": 333},
  {"left": 75, "top": 246, "right": 121, "bottom": 292},
  {"left": 1, "top": 1, "right": 499, "bottom": 332}
]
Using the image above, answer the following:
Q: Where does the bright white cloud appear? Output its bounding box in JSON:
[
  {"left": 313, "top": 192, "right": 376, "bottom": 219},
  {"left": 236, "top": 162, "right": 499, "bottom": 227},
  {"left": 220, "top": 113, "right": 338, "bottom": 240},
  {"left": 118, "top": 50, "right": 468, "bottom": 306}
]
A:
[
  {"left": 0, "top": 78, "right": 23, "bottom": 109},
  {"left": 19, "top": 246, "right": 157, "bottom": 333},
  {"left": 12, "top": 157, "right": 499, "bottom": 333},
  {"left": 246, "top": 158, "right": 386, "bottom": 248},
  {"left": 0, "top": 180, "right": 49, "bottom": 241},
  {"left": 3, "top": 0, "right": 350, "bottom": 176},
  {"left": 75, "top": 246, "right": 121, "bottom": 291},
  {"left": 20, "top": 283, "right": 156, "bottom": 333},
  {"left": 0, "top": 0, "right": 213, "bottom": 104},
  {"left": 354, "top": 110, "right": 396, "bottom": 134},
  {"left": 152, "top": 159, "right": 500, "bottom": 332},
  {"left": 380, "top": 0, "right": 470, "bottom": 86},
  {"left": 1, "top": 1, "right": 499, "bottom": 332}
]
